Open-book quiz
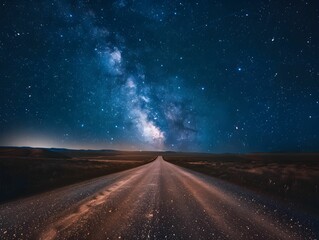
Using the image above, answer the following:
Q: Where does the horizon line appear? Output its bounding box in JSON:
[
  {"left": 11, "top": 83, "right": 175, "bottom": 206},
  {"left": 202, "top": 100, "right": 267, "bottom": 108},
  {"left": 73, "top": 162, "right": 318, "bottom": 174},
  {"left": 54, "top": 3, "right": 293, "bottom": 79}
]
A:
[{"left": 0, "top": 145, "right": 318, "bottom": 154}]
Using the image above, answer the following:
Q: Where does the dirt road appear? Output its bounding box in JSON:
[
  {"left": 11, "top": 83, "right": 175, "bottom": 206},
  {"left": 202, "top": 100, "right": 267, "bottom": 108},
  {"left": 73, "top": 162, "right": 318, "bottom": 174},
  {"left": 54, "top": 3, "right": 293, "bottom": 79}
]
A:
[{"left": 0, "top": 156, "right": 317, "bottom": 239}]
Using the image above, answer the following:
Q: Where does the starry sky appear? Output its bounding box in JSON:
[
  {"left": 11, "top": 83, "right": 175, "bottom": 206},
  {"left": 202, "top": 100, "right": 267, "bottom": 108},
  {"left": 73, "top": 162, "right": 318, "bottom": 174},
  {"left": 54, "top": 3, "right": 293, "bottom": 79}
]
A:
[{"left": 0, "top": 0, "right": 318, "bottom": 152}]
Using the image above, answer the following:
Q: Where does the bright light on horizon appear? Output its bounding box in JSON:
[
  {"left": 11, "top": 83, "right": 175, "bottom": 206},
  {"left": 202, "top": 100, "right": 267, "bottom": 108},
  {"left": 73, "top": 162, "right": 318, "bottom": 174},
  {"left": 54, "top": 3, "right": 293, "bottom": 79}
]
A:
[{"left": 0, "top": 130, "right": 164, "bottom": 151}]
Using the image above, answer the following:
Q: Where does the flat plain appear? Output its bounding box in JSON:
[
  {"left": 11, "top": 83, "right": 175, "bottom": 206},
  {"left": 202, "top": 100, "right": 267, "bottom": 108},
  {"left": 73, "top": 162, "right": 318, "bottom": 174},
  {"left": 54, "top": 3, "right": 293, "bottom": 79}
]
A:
[{"left": 0, "top": 148, "right": 318, "bottom": 239}]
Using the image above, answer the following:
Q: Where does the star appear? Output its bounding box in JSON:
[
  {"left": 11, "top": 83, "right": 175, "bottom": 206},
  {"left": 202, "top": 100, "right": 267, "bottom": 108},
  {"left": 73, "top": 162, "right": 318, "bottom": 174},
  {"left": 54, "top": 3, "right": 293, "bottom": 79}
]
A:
[{"left": 0, "top": 0, "right": 317, "bottom": 152}]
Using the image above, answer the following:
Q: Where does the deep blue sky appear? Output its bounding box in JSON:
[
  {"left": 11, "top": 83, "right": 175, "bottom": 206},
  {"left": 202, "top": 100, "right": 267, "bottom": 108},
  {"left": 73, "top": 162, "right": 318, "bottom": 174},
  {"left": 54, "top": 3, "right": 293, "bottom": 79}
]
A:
[{"left": 0, "top": 0, "right": 318, "bottom": 152}]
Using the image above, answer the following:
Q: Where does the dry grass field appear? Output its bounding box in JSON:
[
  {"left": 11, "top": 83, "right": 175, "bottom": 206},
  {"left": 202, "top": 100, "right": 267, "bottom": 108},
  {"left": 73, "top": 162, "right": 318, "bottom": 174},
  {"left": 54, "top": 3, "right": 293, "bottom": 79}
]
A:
[
  {"left": 0, "top": 147, "right": 157, "bottom": 203},
  {"left": 163, "top": 152, "right": 319, "bottom": 214}
]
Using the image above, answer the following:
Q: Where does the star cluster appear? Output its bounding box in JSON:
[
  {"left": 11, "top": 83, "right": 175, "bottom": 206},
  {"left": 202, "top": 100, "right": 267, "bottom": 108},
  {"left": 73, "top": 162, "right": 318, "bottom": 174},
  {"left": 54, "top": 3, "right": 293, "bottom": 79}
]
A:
[{"left": 0, "top": 0, "right": 318, "bottom": 152}]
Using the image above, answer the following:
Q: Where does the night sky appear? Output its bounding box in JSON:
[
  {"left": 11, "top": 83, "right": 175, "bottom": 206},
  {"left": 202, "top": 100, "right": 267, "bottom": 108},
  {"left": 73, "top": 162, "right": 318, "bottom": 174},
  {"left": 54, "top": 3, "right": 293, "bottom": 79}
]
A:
[{"left": 0, "top": 0, "right": 318, "bottom": 152}]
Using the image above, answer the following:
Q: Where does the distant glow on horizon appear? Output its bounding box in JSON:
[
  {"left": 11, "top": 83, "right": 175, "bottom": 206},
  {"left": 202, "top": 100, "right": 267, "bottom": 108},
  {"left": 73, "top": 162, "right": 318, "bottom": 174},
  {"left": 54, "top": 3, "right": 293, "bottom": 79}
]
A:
[
  {"left": 0, "top": 130, "right": 162, "bottom": 151},
  {"left": 2, "top": 131, "right": 72, "bottom": 149}
]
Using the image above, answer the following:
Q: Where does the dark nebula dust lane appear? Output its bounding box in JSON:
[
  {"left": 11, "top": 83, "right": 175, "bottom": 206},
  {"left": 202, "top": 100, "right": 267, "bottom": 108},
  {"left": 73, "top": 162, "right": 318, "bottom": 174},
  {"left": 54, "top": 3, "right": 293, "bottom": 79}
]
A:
[{"left": 0, "top": 157, "right": 318, "bottom": 240}]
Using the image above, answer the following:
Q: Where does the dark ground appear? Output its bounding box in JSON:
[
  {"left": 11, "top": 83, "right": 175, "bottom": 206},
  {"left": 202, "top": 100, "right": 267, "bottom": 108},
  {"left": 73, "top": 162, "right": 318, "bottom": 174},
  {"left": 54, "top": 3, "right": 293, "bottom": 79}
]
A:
[
  {"left": 0, "top": 157, "right": 318, "bottom": 239},
  {"left": 0, "top": 147, "right": 157, "bottom": 203},
  {"left": 1, "top": 147, "right": 318, "bottom": 217},
  {"left": 163, "top": 152, "right": 319, "bottom": 215}
]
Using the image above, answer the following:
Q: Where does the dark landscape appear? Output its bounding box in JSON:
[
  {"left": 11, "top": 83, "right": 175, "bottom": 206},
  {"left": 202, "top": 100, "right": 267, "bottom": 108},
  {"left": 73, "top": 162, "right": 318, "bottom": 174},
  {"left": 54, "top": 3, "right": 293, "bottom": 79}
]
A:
[
  {"left": 0, "top": 149, "right": 318, "bottom": 239},
  {"left": 1, "top": 147, "right": 318, "bottom": 215},
  {"left": 0, "top": 147, "right": 156, "bottom": 203},
  {"left": 163, "top": 153, "right": 319, "bottom": 215}
]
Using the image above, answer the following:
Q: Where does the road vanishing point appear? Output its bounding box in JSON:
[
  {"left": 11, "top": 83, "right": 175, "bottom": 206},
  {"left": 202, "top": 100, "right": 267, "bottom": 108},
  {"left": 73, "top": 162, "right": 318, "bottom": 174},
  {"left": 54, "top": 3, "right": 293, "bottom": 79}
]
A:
[{"left": 0, "top": 156, "right": 318, "bottom": 239}]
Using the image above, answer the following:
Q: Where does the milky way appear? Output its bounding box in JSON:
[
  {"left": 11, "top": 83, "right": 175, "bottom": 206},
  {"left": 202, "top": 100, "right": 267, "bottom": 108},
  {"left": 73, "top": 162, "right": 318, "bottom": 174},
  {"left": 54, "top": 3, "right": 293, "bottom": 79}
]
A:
[{"left": 0, "top": 1, "right": 318, "bottom": 152}]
